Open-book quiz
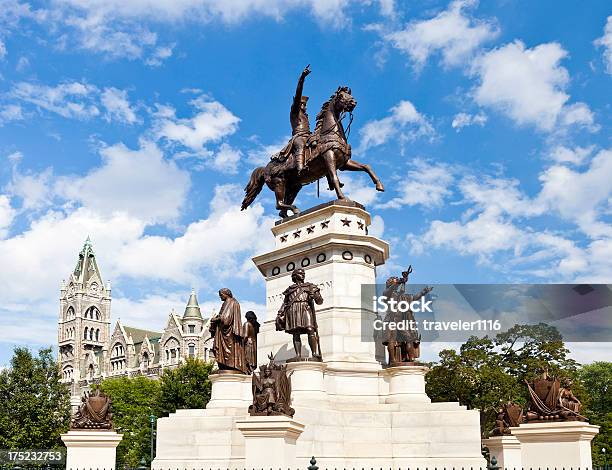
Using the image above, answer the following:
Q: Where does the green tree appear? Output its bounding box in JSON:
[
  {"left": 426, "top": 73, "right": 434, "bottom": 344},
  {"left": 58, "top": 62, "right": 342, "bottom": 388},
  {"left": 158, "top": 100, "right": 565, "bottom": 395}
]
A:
[
  {"left": 99, "top": 376, "right": 161, "bottom": 467},
  {"left": 426, "top": 323, "right": 580, "bottom": 435},
  {"left": 578, "top": 362, "right": 612, "bottom": 466},
  {"left": 158, "top": 358, "right": 214, "bottom": 416},
  {"left": 0, "top": 347, "right": 70, "bottom": 449}
]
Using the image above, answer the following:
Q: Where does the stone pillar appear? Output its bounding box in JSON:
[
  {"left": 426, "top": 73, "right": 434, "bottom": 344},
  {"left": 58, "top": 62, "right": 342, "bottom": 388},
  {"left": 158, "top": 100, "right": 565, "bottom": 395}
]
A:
[
  {"left": 381, "top": 365, "right": 431, "bottom": 404},
  {"left": 207, "top": 371, "right": 252, "bottom": 410},
  {"left": 61, "top": 430, "right": 122, "bottom": 470},
  {"left": 236, "top": 416, "right": 305, "bottom": 469},
  {"left": 253, "top": 200, "right": 389, "bottom": 372},
  {"left": 286, "top": 361, "right": 328, "bottom": 406},
  {"left": 482, "top": 435, "right": 522, "bottom": 470},
  {"left": 511, "top": 421, "right": 599, "bottom": 470}
]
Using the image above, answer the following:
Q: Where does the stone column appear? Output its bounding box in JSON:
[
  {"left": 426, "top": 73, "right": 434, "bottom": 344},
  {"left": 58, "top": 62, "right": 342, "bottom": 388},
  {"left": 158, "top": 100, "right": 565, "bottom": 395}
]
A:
[
  {"left": 286, "top": 361, "right": 328, "bottom": 406},
  {"left": 61, "top": 430, "right": 122, "bottom": 470},
  {"left": 206, "top": 371, "right": 252, "bottom": 410},
  {"left": 511, "top": 421, "right": 599, "bottom": 470},
  {"left": 381, "top": 365, "right": 431, "bottom": 404},
  {"left": 482, "top": 435, "right": 522, "bottom": 470},
  {"left": 236, "top": 416, "right": 305, "bottom": 469}
]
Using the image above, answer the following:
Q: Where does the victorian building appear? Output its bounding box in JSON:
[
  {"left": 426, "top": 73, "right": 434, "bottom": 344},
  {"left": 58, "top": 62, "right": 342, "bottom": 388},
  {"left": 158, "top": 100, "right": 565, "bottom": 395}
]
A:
[{"left": 58, "top": 238, "right": 214, "bottom": 397}]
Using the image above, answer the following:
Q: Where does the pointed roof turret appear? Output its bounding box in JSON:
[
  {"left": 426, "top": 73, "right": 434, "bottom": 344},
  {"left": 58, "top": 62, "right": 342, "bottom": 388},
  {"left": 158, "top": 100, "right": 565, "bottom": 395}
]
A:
[
  {"left": 72, "top": 236, "right": 103, "bottom": 285},
  {"left": 183, "top": 289, "right": 203, "bottom": 319}
]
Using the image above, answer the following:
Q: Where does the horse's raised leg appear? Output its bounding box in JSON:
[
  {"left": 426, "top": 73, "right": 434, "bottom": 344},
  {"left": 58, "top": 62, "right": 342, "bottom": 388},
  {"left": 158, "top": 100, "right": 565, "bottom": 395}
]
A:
[
  {"left": 341, "top": 159, "right": 385, "bottom": 192},
  {"left": 323, "top": 150, "right": 346, "bottom": 200},
  {"left": 273, "top": 180, "right": 294, "bottom": 218}
]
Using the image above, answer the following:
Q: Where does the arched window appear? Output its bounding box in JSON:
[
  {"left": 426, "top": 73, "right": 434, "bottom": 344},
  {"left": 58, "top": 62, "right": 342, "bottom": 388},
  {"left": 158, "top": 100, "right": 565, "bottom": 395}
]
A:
[
  {"left": 66, "top": 306, "right": 74, "bottom": 320},
  {"left": 95, "top": 329, "right": 100, "bottom": 341},
  {"left": 142, "top": 352, "right": 149, "bottom": 368},
  {"left": 188, "top": 344, "right": 195, "bottom": 358},
  {"left": 88, "top": 364, "right": 94, "bottom": 379},
  {"left": 89, "top": 328, "right": 93, "bottom": 340},
  {"left": 83, "top": 327, "right": 88, "bottom": 339}
]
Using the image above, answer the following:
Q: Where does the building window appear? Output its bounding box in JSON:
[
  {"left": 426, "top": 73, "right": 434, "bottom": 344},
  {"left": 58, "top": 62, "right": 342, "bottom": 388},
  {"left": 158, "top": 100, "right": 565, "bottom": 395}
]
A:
[
  {"left": 83, "top": 327, "right": 88, "bottom": 339},
  {"left": 188, "top": 344, "right": 195, "bottom": 358},
  {"left": 188, "top": 324, "right": 195, "bottom": 334}
]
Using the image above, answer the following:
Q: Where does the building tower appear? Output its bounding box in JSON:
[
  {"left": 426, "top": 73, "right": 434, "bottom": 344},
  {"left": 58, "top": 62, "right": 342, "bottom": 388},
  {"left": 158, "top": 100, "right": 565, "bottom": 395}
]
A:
[
  {"left": 58, "top": 237, "right": 111, "bottom": 395},
  {"left": 182, "top": 289, "right": 205, "bottom": 360}
]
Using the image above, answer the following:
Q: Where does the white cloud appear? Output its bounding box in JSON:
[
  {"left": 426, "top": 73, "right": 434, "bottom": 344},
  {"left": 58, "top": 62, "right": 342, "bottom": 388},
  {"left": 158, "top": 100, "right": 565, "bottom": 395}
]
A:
[
  {"left": 358, "top": 99, "right": 434, "bottom": 151},
  {"left": 594, "top": 16, "right": 612, "bottom": 75},
  {"left": 0, "top": 104, "right": 24, "bottom": 124},
  {"left": 154, "top": 95, "right": 240, "bottom": 152},
  {"left": 7, "top": 158, "right": 54, "bottom": 211},
  {"left": 548, "top": 145, "right": 594, "bottom": 165},
  {"left": 0, "top": 39, "right": 6, "bottom": 59},
  {"left": 451, "top": 111, "right": 487, "bottom": 130},
  {"left": 377, "top": 159, "right": 453, "bottom": 209},
  {"left": 340, "top": 174, "right": 380, "bottom": 207},
  {"left": 0, "top": 195, "right": 15, "bottom": 238},
  {"left": 472, "top": 41, "right": 596, "bottom": 132},
  {"left": 12, "top": 81, "right": 100, "bottom": 119},
  {"left": 247, "top": 136, "right": 289, "bottom": 166},
  {"left": 145, "top": 44, "right": 174, "bottom": 67},
  {"left": 211, "top": 143, "right": 241, "bottom": 174},
  {"left": 56, "top": 141, "right": 190, "bottom": 224},
  {"left": 100, "top": 87, "right": 139, "bottom": 124},
  {"left": 537, "top": 149, "right": 612, "bottom": 238},
  {"left": 384, "top": 0, "right": 498, "bottom": 69},
  {"left": 9, "top": 81, "right": 142, "bottom": 124}
]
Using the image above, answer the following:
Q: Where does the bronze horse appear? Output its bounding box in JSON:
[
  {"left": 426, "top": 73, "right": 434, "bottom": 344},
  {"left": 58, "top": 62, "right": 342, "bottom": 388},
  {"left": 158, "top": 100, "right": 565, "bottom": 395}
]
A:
[{"left": 241, "top": 87, "right": 384, "bottom": 218}]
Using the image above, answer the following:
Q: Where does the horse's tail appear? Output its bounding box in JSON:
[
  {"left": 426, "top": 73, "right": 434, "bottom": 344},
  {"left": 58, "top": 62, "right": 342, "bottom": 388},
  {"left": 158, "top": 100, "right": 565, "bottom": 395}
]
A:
[{"left": 241, "top": 167, "right": 265, "bottom": 210}]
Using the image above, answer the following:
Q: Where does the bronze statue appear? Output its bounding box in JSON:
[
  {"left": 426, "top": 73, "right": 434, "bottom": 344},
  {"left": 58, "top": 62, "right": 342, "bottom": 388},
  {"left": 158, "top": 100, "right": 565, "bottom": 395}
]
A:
[
  {"left": 382, "top": 266, "right": 432, "bottom": 366},
  {"left": 210, "top": 288, "right": 247, "bottom": 374},
  {"left": 490, "top": 402, "right": 523, "bottom": 436},
  {"left": 276, "top": 268, "right": 323, "bottom": 361},
  {"left": 249, "top": 353, "right": 294, "bottom": 417},
  {"left": 525, "top": 371, "right": 586, "bottom": 421},
  {"left": 241, "top": 65, "right": 384, "bottom": 218},
  {"left": 71, "top": 389, "right": 113, "bottom": 430},
  {"left": 243, "top": 310, "right": 260, "bottom": 375}
]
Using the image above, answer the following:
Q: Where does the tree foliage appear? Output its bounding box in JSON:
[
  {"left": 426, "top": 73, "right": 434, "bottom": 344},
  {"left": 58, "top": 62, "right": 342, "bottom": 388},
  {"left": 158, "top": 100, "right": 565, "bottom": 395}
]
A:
[
  {"left": 158, "top": 358, "right": 214, "bottom": 416},
  {"left": 0, "top": 347, "right": 70, "bottom": 449},
  {"left": 578, "top": 362, "right": 612, "bottom": 466},
  {"left": 99, "top": 376, "right": 161, "bottom": 467},
  {"left": 426, "top": 323, "right": 580, "bottom": 435},
  {"left": 96, "top": 358, "right": 214, "bottom": 466}
]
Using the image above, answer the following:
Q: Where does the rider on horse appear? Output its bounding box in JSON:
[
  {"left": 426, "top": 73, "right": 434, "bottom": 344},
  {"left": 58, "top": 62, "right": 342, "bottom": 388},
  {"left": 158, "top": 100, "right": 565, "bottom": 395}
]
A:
[{"left": 272, "top": 65, "right": 312, "bottom": 174}]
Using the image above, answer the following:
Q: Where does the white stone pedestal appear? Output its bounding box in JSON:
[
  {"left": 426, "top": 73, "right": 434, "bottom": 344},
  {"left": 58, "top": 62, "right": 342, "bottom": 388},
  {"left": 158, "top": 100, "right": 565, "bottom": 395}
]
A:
[
  {"left": 61, "top": 430, "right": 122, "bottom": 470},
  {"left": 207, "top": 371, "right": 252, "bottom": 410},
  {"left": 512, "top": 421, "right": 599, "bottom": 470},
  {"left": 152, "top": 372, "right": 251, "bottom": 469},
  {"left": 287, "top": 361, "right": 328, "bottom": 406},
  {"left": 382, "top": 365, "right": 431, "bottom": 404},
  {"left": 482, "top": 435, "right": 522, "bottom": 470},
  {"left": 236, "top": 416, "right": 305, "bottom": 469}
]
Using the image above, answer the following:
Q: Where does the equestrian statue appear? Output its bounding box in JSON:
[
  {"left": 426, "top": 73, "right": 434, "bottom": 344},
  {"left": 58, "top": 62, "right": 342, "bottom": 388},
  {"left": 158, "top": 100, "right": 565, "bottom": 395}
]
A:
[{"left": 241, "top": 65, "right": 384, "bottom": 218}]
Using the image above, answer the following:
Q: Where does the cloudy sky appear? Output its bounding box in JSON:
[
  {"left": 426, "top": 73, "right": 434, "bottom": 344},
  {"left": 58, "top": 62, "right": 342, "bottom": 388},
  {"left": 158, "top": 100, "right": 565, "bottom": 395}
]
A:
[{"left": 0, "top": 0, "right": 610, "bottom": 365}]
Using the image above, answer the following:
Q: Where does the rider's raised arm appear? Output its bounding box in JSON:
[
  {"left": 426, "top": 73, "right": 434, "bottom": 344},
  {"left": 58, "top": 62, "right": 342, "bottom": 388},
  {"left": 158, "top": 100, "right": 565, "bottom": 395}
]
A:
[{"left": 291, "top": 65, "right": 311, "bottom": 118}]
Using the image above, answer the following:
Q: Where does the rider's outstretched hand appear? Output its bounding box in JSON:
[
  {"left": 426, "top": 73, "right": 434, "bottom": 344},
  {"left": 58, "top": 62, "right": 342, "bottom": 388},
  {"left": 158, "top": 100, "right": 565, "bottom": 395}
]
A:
[{"left": 302, "top": 64, "right": 311, "bottom": 77}]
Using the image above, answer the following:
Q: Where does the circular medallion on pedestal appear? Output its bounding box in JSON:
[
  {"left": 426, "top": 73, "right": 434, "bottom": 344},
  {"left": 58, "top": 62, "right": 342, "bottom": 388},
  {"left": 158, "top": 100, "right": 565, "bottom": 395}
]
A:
[
  {"left": 342, "top": 250, "right": 353, "bottom": 260},
  {"left": 286, "top": 262, "right": 295, "bottom": 272},
  {"left": 316, "top": 253, "right": 326, "bottom": 263},
  {"left": 301, "top": 257, "right": 310, "bottom": 267}
]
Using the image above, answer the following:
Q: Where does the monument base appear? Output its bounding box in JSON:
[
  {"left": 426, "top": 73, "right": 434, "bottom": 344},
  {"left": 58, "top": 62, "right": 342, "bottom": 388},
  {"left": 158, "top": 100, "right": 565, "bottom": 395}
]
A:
[
  {"left": 482, "top": 435, "right": 522, "bottom": 470},
  {"left": 61, "top": 430, "right": 122, "bottom": 470},
  {"left": 511, "top": 421, "right": 599, "bottom": 470},
  {"left": 382, "top": 365, "right": 431, "bottom": 404},
  {"left": 236, "top": 415, "right": 305, "bottom": 469},
  {"left": 152, "top": 373, "right": 252, "bottom": 469}
]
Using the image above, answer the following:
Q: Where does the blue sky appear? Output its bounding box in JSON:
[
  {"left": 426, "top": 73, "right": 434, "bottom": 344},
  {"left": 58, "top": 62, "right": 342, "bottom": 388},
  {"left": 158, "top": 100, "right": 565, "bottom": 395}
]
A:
[{"left": 0, "top": 0, "right": 610, "bottom": 365}]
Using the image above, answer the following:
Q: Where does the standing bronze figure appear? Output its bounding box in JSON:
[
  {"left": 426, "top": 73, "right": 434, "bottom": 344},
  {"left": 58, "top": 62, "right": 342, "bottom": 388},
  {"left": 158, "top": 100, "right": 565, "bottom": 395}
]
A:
[
  {"left": 382, "top": 266, "right": 432, "bottom": 366},
  {"left": 276, "top": 268, "right": 324, "bottom": 361},
  {"left": 71, "top": 389, "right": 113, "bottom": 430},
  {"left": 243, "top": 311, "right": 260, "bottom": 375},
  {"left": 249, "top": 353, "right": 294, "bottom": 417},
  {"left": 241, "top": 65, "right": 384, "bottom": 218},
  {"left": 210, "top": 288, "right": 247, "bottom": 374}
]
